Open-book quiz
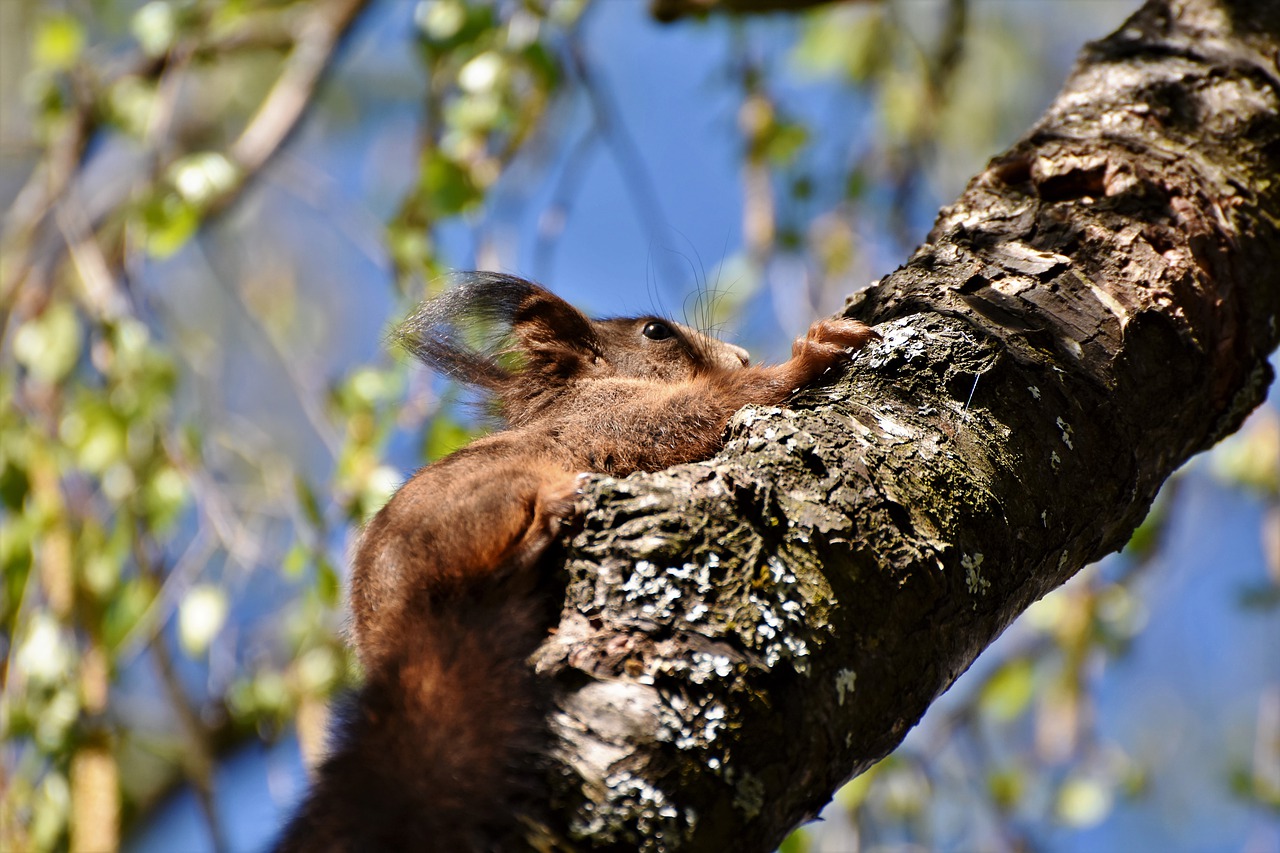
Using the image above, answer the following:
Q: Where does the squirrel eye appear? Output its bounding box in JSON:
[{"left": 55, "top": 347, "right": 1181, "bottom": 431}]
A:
[{"left": 642, "top": 321, "right": 674, "bottom": 341}]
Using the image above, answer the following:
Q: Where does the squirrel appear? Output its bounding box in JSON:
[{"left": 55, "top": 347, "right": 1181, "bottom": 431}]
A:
[{"left": 274, "top": 272, "right": 879, "bottom": 852}]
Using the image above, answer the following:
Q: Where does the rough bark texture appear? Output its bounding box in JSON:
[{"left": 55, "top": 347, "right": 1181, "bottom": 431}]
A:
[{"left": 535, "top": 1, "right": 1280, "bottom": 849}]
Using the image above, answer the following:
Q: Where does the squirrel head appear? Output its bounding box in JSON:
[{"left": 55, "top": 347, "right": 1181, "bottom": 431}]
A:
[{"left": 394, "top": 272, "right": 751, "bottom": 423}]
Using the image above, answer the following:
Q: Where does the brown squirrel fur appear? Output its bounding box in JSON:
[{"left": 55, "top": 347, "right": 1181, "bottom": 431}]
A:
[{"left": 274, "top": 272, "right": 878, "bottom": 851}]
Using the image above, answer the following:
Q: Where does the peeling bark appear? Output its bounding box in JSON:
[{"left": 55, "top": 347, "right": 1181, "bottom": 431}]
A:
[{"left": 536, "top": 1, "right": 1280, "bottom": 849}]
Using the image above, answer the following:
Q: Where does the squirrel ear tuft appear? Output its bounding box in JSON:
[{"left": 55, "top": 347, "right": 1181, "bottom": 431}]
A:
[
  {"left": 509, "top": 288, "right": 601, "bottom": 370},
  {"left": 392, "top": 272, "right": 601, "bottom": 388}
]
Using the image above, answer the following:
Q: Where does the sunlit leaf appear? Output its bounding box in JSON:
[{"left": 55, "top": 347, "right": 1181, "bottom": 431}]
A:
[
  {"left": 459, "top": 51, "right": 504, "bottom": 93},
  {"left": 179, "top": 584, "right": 228, "bottom": 657},
  {"left": 416, "top": 0, "right": 465, "bottom": 41},
  {"left": 792, "top": 7, "right": 888, "bottom": 83},
  {"left": 170, "top": 151, "right": 240, "bottom": 207},
  {"left": 419, "top": 150, "right": 482, "bottom": 217},
  {"left": 33, "top": 15, "right": 85, "bottom": 72},
  {"left": 140, "top": 192, "right": 200, "bottom": 258},
  {"left": 132, "top": 1, "right": 177, "bottom": 57},
  {"left": 31, "top": 770, "right": 70, "bottom": 850},
  {"left": 1055, "top": 776, "right": 1113, "bottom": 828},
  {"left": 361, "top": 465, "right": 401, "bottom": 518},
  {"left": 15, "top": 614, "right": 73, "bottom": 685},
  {"left": 13, "top": 301, "right": 82, "bottom": 384},
  {"left": 296, "top": 646, "right": 341, "bottom": 694},
  {"left": 979, "top": 658, "right": 1036, "bottom": 722},
  {"left": 142, "top": 464, "right": 188, "bottom": 531},
  {"left": 425, "top": 416, "right": 475, "bottom": 462}
]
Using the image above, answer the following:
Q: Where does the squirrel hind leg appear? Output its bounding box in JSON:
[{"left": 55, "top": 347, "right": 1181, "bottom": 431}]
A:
[{"left": 501, "top": 469, "right": 587, "bottom": 576}]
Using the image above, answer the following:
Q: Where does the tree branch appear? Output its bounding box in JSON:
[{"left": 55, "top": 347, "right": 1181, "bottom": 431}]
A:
[
  {"left": 537, "top": 0, "right": 1280, "bottom": 848},
  {"left": 650, "top": 0, "right": 869, "bottom": 24}
]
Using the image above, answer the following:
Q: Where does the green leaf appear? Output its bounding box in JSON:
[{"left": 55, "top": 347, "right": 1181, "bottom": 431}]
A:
[
  {"left": 316, "top": 555, "right": 340, "bottom": 606},
  {"left": 295, "top": 646, "right": 340, "bottom": 694},
  {"left": 108, "top": 76, "right": 157, "bottom": 138},
  {"left": 139, "top": 192, "right": 200, "bottom": 258},
  {"left": 283, "top": 543, "right": 308, "bottom": 578},
  {"left": 34, "top": 15, "right": 85, "bottom": 72},
  {"left": 1055, "top": 776, "right": 1114, "bottom": 827},
  {"left": 764, "top": 122, "right": 809, "bottom": 166},
  {"left": 425, "top": 415, "right": 476, "bottom": 462},
  {"left": 104, "top": 576, "right": 156, "bottom": 649},
  {"left": 360, "top": 465, "right": 401, "bottom": 519},
  {"left": 132, "top": 1, "right": 177, "bottom": 57},
  {"left": 295, "top": 475, "right": 325, "bottom": 529},
  {"left": 1, "top": 515, "right": 34, "bottom": 621},
  {"left": 419, "top": 150, "right": 482, "bottom": 218},
  {"left": 63, "top": 404, "right": 127, "bottom": 474},
  {"left": 979, "top": 658, "right": 1035, "bottom": 722},
  {"left": 169, "top": 151, "right": 240, "bottom": 207},
  {"left": 15, "top": 614, "right": 74, "bottom": 686},
  {"left": 0, "top": 453, "right": 31, "bottom": 512},
  {"left": 988, "top": 766, "right": 1024, "bottom": 810},
  {"left": 142, "top": 463, "right": 188, "bottom": 532},
  {"left": 13, "top": 302, "right": 82, "bottom": 384},
  {"left": 792, "top": 8, "right": 888, "bottom": 83}
]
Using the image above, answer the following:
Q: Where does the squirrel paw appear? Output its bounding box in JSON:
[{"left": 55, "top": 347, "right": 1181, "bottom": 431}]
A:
[
  {"left": 538, "top": 473, "right": 587, "bottom": 531},
  {"left": 793, "top": 318, "right": 880, "bottom": 359}
]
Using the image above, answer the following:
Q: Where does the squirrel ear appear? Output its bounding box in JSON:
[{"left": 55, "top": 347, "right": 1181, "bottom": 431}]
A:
[{"left": 510, "top": 287, "right": 602, "bottom": 370}]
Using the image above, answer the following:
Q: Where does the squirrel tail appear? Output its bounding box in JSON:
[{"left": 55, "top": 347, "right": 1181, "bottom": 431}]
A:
[{"left": 274, "top": 577, "right": 552, "bottom": 852}]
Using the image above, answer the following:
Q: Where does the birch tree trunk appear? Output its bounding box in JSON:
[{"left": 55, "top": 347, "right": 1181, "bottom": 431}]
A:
[{"left": 533, "top": 0, "right": 1280, "bottom": 849}]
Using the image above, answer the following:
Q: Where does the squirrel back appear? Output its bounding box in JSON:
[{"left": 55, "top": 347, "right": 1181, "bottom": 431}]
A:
[{"left": 275, "top": 273, "right": 878, "bottom": 851}]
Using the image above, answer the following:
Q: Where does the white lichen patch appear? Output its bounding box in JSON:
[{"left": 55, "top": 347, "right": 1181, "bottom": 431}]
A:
[
  {"left": 620, "top": 558, "right": 724, "bottom": 623},
  {"left": 1051, "top": 450, "right": 1062, "bottom": 471},
  {"left": 575, "top": 772, "right": 690, "bottom": 847},
  {"left": 658, "top": 689, "right": 732, "bottom": 750},
  {"left": 836, "top": 668, "right": 857, "bottom": 706},
  {"left": 687, "top": 651, "right": 734, "bottom": 684},
  {"left": 1029, "top": 385, "right": 1041, "bottom": 400},
  {"left": 621, "top": 561, "right": 682, "bottom": 618},
  {"left": 1056, "top": 417, "right": 1075, "bottom": 450},
  {"left": 730, "top": 405, "right": 785, "bottom": 431},
  {"left": 747, "top": 585, "right": 811, "bottom": 673},
  {"left": 867, "top": 321, "right": 927, "bottom": 367},
  {"left": 963, "top": 552, "right": 990, "bottom": 600}
]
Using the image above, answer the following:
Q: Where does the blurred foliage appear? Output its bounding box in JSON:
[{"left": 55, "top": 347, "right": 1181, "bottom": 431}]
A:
[{"left": 1, "top": 1, "right": 1276, "bottom": 852}]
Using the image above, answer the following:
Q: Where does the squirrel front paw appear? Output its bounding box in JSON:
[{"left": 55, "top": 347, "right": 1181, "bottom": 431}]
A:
[{"left": 793, "top": 318, "right": 880, "bottom": 360}]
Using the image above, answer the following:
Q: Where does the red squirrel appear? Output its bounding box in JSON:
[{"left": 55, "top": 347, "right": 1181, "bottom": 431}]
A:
[{"left": 274, "top": 272, "right": 878, "bottom": 852}]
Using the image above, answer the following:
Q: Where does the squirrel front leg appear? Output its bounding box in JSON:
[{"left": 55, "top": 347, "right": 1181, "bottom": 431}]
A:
[
  {"left": 349, "top": 449, "right": 582, "bottom": 670},
  {"left": 707, "top": 317, "right": 880, "bottom": 418},
  {"left": 758, "top": 317, "right": 880, "bottom": 395}
]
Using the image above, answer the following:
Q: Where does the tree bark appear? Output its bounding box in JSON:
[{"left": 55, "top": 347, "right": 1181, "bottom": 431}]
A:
[{"left": 535, "top": 1, "right": 1280, "bottom": 849}]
